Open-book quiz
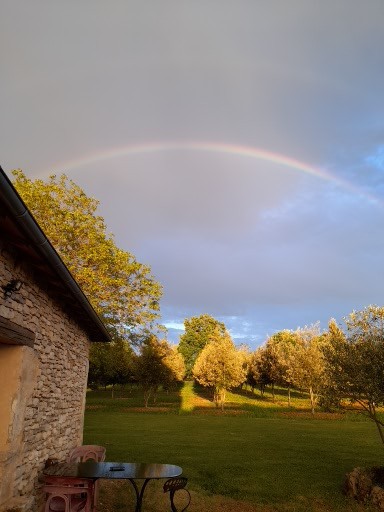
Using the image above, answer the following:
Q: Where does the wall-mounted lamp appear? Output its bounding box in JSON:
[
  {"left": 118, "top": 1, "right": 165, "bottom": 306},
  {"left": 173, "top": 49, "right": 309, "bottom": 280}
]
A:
[{"left": 2, "top": 279, "right": 23, "bottom": 299}]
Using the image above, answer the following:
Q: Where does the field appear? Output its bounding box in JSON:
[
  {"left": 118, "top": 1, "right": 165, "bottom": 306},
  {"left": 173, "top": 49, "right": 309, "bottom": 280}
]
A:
[{"left": 84, "top": 382, "right": 383, "bottom": 511}]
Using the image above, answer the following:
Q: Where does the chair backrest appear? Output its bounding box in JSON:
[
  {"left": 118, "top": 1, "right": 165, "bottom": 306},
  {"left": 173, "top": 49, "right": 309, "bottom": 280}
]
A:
[
  {"left": 67, "top": 445, "right": 106, "bottom": 463},
  {"left": 43, "top": 478, "right": 91, "bottom": 512},
  {"left": 163, "top": 477, "right": 191, "bottom": 512}
]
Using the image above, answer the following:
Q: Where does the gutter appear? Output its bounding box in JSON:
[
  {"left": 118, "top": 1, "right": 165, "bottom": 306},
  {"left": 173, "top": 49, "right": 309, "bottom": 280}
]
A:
[{"left": 0, "top": 167, "right": 111, "bottom": 342}]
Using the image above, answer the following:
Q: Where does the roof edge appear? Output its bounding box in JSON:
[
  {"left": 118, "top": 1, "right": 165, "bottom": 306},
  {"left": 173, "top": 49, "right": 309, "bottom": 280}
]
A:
[{"left": 0, "top": 167, "right": 111, "bottom": 342}]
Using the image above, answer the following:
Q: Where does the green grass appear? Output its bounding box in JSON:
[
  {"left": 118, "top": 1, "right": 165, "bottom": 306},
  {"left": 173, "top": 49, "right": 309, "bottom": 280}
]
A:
[
  {"left": 180, "top": 380, "right": 195, "bottom": 412},
  {"left": 84, "top": 383, "right": 384, "bottom": 511}
]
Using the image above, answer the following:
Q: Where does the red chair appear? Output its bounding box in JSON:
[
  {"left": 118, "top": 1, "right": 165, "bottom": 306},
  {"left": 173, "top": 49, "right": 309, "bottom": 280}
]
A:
[
  {"left": 67, "top": 445, "right": 106, "bottom": 463},
  {"left": 43, "top": 478, "right": 92, "bottom": 512},
  {"left": 67, "top": 445, "right": 106, "bottom": 511}
]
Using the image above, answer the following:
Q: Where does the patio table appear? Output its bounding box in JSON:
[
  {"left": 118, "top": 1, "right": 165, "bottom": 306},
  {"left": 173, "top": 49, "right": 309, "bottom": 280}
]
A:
[{"left": 43, "top": 460, "right": 183, "bottom": 512}]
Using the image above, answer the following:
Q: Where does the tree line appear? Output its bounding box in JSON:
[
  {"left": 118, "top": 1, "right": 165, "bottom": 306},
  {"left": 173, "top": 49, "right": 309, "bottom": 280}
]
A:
[
  {"left": 13, "top": 171, "right": 384, "bottom": 442},
  {"left": 89, "top": 336, "right": 185, "bottom": 405},
  {"left": 89, "top": 304, "right": 384, "bottom": 449},
  {"left": 179, "top": 309, "right": 384, "bottom": 445}
]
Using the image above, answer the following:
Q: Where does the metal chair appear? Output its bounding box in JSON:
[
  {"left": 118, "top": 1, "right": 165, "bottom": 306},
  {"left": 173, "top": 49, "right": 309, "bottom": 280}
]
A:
[
  {"left": 43, "top": 477, "right": 92, "bottom": 512},
  {"left": 163, "top": 477, "right": 191, "bottom": 512},
  {"left": 67, "top": 445, "right": 106, "bottom": 512}
]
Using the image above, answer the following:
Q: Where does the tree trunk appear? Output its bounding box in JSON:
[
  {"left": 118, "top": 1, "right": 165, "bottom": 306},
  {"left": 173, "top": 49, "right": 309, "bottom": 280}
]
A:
[
  {"left": 220, "top": 388, "right": 226, "bottom": 411},
  {"left": 144, "top": 388, "right": 151, "bottom": 408},
  {"left": 214, "top": 387, "right": 219, "bottom": 407},
  {"left": 370, "top": 403, "right": 384, "bottom": 444},
  {"left": 288, "top": 386, "right": 291, "bottom": 407},
  {"left": 373, "top": 418, "right": 384, "bottom": 444},
  {"left": 309, "top": 386, "right": 315, "bottom": 416}
]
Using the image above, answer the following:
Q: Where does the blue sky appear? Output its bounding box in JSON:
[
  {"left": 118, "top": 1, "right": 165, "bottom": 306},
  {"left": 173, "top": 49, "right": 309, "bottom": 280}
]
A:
[{"left": 1, "top": 1, "right": 384, "bottom": 348}]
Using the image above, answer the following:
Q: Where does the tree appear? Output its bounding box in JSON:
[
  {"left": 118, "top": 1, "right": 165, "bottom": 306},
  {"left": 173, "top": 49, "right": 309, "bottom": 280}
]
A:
[
  {"left": 88, "top": 343, "right": 111, "bottom": 389},
  {"left": 12, "top": 170, "right": 162, "bottom": 341},
  {"left": 323, "top": 308, "right": 384, "bottom": 444},
  {"left": 88, "top": 340, "right": 134, "bottom": 396},
  {"left": 317, "top": 319, "right": 345, "bottom": 411},
  {"left": 237, "top": 343, "right": 251, "bottom": 391},
  {"left": 287, "top": 323, "right": 326, "bottom": 415},
  {"left": 246, "top": 332, "right": 298, "bottom": 403},
  {"left": 268, "top": 330, "right": 298, "bottom": 406},
  {"left": 246, "top": 348, "right": 269, "bottom": 396},
  {"left": 192, "top": 328, "right": 246, "bottom": 410},
  {"left": 162, "top": 345, "right": 186, "bottom": 393},
  {"left": 258, "top": 341, "right": 282, "bottom": 401},
  {"left": 133, "top": 335, "right": 185, "bottom": 407},
  {"left": 178, "top": 314, "right": 226, "bottom": 378},
  {"left": 345, "top": 304, "right": 384, "bottom": 338}
]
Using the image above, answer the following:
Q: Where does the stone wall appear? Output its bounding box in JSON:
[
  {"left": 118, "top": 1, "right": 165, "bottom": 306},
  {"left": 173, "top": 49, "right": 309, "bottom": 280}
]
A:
[{"left": 0, "top": 247, "right": 92, "bottom": 512}]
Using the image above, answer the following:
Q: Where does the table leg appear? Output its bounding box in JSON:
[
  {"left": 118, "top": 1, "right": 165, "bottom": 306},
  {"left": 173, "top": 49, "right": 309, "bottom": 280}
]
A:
[{"left": 128, "top": 478, "right": 150, "bottom": 512}]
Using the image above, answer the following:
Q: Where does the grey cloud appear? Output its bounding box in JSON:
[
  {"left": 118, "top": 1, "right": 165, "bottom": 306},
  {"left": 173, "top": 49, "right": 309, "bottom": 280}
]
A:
[{"left": 2, "top": 1, "right": 384, "bottom": 347}]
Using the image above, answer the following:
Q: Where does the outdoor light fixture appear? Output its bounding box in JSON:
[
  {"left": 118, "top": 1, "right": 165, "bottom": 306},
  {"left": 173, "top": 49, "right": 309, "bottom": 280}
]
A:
[{"left": 2, "top": 279, "right": 23, "bottom": 299}]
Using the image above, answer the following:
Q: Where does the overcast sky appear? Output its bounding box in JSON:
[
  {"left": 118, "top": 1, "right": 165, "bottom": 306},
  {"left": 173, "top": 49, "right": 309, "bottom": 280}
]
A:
[{"left": 2, "top": 1, "right": 384, "bottom": 348}]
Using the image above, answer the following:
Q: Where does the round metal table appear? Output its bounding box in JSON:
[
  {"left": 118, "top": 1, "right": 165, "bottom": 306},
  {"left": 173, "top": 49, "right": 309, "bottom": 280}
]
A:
[{"left": 44, "top": 460, "right": 183, "bottom": 512}]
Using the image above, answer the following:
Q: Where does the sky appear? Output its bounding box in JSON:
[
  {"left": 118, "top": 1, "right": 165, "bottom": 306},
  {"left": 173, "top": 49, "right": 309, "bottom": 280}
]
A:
[{"left": 1, "top": 1, "right": 384, "bottom": 348}]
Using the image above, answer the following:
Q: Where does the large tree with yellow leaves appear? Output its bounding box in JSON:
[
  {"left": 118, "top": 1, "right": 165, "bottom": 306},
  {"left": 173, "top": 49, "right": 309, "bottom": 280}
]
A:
[
  {"left": 12, "top": 170, "right": 162, "bottom": 342},
  {"left": 193, "top": 328, "right": 246, "bottom": 410}
]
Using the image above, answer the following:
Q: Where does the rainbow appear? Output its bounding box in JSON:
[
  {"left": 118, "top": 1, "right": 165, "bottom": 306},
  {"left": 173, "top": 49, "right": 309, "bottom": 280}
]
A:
[{"left": 41, "top": 141, "right": 378, "bottom": 203}]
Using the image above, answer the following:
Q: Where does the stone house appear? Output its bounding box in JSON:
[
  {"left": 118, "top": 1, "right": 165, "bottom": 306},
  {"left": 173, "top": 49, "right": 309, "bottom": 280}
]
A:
[{"left": 0, "top": 167, "right": 111, "bottom": 512}]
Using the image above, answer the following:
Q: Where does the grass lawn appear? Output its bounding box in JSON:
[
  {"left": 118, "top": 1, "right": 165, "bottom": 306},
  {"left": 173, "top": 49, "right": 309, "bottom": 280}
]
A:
[{"left": 84, "top": 383, "right": 383, "bottom": 511}]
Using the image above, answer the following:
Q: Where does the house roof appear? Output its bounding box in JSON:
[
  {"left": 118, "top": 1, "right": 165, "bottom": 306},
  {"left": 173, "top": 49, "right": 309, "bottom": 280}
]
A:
[{"left": 0, "top": 167, "right": 111, "bottom": 343}]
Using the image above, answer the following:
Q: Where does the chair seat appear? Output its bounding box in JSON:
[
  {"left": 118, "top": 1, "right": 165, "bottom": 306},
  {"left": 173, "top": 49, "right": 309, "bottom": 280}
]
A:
[
  {"left": 43, "top": 477, "right": 92, "bottom": 512},
  {"left": 47, "top": 496, "right": 87, "bottom": 512}
]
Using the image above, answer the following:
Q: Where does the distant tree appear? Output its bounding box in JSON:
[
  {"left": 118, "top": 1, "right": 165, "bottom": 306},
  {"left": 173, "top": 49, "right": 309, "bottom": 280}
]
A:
[
  {"left": 345, "top": 304, "right": 384, "bottom": 338},
  {"left": 246, "top": 348, "right": 268, "bottom": 396},
  {"left": 317, "top": 319, "right": 345, "bottom": 411},
  {"left": 162, "top": 345, "right": 186, "bottom": 392},
  {"left": 106, "top": 340, "right": 135, "bottom": 396},
  {"left": 287, "top": 323, "right": 326, "bottom": 415},
  {"left": 246, "top": 343, "right": 281, "bottom": 398},
  {"left": 88, "top": 343, "right": 111, "bottom": 390},
  {"left": 323, "top": 308, "right": 384, "bottom": 443},
  {"left": 259, "top": 340, "right": 282, "bottom": 401},
  {"left": 268, "top": 330, "right": 298, "bottom": 406},
  {"left": 12, "top": 170, "right": 162, "bottom": 341},
  {"left": 237, "top": 344, "right": 251, "bottom": 391},
  {"left": 193, "top": 328, "right": 246, "bottom": 410},
  {"left": 133, "top": 335, "right": 185, "bottom": 407},
  {"left": 88, "top": 340, "right": 134, "bottom": 396},
  {"left": 178, "top": 314, "right": 226, "bottom": 377},
  {"left": 246, "top": 350, "right": 258, "bottom": 394}
]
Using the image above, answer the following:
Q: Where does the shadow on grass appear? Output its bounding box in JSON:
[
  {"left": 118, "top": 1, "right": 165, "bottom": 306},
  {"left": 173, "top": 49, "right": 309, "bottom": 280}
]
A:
[
  {"left": 86, "top": 383, "right": 184, "bottom": 413},
  {"left": 191, "top": 381, "right": 281, "bottom": 406},
  {"left": 185, "top": 381, "right": 318, "bottom": 417},
  {"left": 188, "top": 382, "right": 280, "bottom": 416},
  {"left": 232, "top": 385, "right": 308, "bottom": 402},
  {"left": 98, "top": 480, "right": 367, "bottom": 512}
]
